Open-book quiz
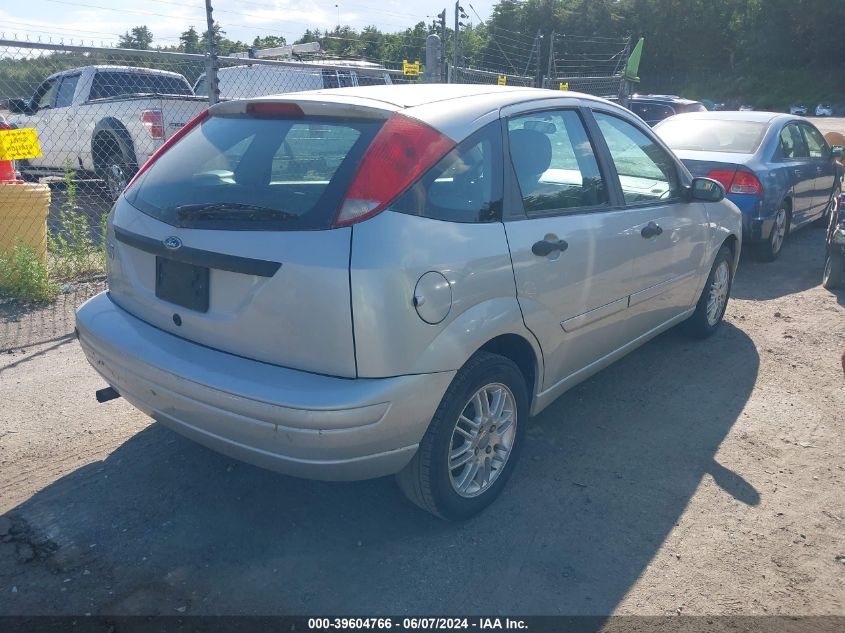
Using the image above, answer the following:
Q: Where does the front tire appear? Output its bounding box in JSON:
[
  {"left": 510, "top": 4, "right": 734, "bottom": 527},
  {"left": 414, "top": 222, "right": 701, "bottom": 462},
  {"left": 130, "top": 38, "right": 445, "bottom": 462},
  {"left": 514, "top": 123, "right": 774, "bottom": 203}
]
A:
[
  {"left": 396, "top": 351, "right": 529, "bottom": 521},
  {"left": 822, "top": 252, "right": 844, "bottom": 290},
  {"left": 683, "top": 244, "right": 734, "bottom": 339}
]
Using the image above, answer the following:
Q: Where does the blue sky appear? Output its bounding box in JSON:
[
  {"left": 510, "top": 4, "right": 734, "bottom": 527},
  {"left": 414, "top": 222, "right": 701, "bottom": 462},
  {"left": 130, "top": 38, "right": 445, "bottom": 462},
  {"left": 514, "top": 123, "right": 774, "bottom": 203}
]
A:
[{"left": 2, "top": 0, "right": 498, "bottom": 47}]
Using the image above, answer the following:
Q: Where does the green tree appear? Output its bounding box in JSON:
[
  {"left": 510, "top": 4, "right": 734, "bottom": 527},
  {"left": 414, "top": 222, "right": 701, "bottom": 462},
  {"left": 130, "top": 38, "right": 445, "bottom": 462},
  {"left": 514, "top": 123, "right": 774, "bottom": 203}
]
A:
[
  {"left": 118, "top": 25, "right": 153, "bottom": 50},
  {"left": 179, "top": 26, "right": 201, "bottom": 54}
]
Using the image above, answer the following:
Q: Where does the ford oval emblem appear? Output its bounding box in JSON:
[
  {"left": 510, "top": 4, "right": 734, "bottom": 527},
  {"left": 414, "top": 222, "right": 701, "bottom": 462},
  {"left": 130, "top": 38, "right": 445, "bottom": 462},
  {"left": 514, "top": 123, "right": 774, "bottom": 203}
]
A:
[{"left": 163, "top": 236, "right": 182, "bottom": 250}]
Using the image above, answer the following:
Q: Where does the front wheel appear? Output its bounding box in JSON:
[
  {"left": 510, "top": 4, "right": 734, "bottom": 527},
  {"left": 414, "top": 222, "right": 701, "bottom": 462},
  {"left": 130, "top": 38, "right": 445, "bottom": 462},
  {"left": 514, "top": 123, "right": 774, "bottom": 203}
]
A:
[
  {"left": 396, "top": 351, "right": 529, "bottom": 521},
  {"left": 822, "top": 252, "right": 844, "bottom": 290},
  {"left": 682, "top": 244, "right": 734, "bottom": 339}
]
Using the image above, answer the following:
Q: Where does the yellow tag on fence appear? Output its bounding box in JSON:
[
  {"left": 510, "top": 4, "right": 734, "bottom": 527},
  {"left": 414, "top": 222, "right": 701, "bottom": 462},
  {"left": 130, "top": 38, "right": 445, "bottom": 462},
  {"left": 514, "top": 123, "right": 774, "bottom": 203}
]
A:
[
  {"left": 559, "top": 82, "right": 569, "bottom": 91},
  {"left": 0, "top": 128, "right": 42, "bottom": 160},
  {"left": 403, "top": 60, "right": 420, "bottom": 76},
  {"left": 497, "top": 75, "right": 507, "bottom": 86}
]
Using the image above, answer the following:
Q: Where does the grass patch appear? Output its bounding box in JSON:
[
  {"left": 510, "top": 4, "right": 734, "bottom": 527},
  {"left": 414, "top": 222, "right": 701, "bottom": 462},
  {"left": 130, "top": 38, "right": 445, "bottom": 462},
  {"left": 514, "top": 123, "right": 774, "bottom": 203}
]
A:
[{"left": 0, "top": 242, "right": 59, "bottom": 303}]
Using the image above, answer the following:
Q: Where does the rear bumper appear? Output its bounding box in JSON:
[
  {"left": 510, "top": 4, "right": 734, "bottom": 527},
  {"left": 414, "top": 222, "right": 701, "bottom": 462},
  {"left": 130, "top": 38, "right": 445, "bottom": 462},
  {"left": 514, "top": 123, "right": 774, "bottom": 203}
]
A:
[
  {"left": 729, "top": 194, "right": 775, "bottom": 242},
  {"left": 76, "top": 292, "right": 455, "bottom": 480},
  {"left": 742, "top": 214, "right": 776, "bottom": 242}
]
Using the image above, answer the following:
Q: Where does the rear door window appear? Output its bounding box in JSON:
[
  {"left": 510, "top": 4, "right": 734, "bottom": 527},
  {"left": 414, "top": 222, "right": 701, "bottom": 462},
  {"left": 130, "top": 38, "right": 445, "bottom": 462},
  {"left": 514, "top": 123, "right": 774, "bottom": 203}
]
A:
[
  {"left": 391, "top": 121, "right": 502, "bottom": 223},
  {"left": 506, "top": 109, "right": 608, "bottom": 215},
  {"left": 90, "top": 72, "right": 192, "bottom": 99},
  {"left": 126, "top": 114, "right": 384, "bottom": 230},
  {"left": 594, "top": 112, "right": 681, "bottom": 205}
]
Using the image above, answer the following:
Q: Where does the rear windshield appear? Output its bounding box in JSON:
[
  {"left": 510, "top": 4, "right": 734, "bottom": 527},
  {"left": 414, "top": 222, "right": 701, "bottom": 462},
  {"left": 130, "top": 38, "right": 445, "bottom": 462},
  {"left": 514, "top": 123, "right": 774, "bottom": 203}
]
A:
[
  {"left": 89, "top": 71, "right": 193, "bottom": 99},
  {"left": 125, "top": 114, "right": 383, "bottom": 230},
  {"left": 656, "top": 119, "right": 767, "bottom": 154}
]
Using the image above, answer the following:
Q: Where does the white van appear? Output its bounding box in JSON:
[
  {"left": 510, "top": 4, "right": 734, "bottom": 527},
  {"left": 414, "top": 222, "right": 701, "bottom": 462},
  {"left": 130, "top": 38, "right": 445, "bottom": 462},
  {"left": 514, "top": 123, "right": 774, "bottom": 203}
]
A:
[{"left": 193, "top": 61, "right": 393, "bottom": 99}]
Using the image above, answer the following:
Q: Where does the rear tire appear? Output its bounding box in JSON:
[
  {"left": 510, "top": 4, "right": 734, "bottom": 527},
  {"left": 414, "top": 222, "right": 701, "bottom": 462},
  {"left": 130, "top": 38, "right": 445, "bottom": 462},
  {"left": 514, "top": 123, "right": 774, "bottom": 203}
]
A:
[
  {"left": 756, "top": 205, "right": 788, "bottom": 262},
  {"left": 93, "top": 133, "right": 137, "bottom": 202},
  {"left": 99, "top": 152, "right": 133, "bottom": 202},
  {"left": 682, "top": 245, "right": 733, "bottom": 339},
  {"left": 396, "top": 351, "right": 528, "bottom": 521},
  {"left": 822, "top": 253, "right": 844, "bottom": 290}
]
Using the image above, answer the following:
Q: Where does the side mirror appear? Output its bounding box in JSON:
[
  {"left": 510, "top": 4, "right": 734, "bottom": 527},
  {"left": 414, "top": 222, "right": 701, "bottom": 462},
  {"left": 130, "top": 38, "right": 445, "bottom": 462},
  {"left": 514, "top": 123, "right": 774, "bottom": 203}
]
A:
[
  {"left": 7, "top": 98, "right": 32, "bottom": 114},
  {"left": 689, "top": 177, "right": 726, "bottom": 202},
  {"left": 831, "top": 146, "right": 845, "bottom": 159}
]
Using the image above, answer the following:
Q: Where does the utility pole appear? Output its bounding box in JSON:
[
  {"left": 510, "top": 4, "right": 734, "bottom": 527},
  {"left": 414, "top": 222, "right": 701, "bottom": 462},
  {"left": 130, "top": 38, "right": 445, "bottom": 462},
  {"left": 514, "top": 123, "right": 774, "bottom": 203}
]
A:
[{"left": 204, "top": 0, "right": 219, "bottom": 105}]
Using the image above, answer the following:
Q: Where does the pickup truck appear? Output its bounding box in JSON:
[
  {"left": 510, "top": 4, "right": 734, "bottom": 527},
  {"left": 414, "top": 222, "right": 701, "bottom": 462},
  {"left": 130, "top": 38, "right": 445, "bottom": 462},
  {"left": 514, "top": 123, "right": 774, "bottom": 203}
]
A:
[{"left": 8, "top": 65, "right": 207, "bottom": 199}]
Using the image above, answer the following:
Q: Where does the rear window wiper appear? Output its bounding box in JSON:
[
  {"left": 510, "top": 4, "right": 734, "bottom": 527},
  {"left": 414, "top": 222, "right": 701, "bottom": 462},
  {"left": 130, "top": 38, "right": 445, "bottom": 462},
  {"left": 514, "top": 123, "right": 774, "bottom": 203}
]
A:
[{"left": 175, "top": 203, "right": 297, "bottom": 221}]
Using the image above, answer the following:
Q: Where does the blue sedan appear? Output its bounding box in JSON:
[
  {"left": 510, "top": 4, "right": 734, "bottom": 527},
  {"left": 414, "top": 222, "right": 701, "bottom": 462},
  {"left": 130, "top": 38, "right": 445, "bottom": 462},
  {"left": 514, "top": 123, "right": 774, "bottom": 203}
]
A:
[{"left": 655, "top": 112, "right": 842, "bottom": 261}]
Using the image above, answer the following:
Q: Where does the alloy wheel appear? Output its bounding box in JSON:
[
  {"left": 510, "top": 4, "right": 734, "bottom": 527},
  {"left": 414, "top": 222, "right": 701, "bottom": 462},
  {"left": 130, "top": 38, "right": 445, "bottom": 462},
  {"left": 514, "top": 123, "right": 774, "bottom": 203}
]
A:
[
  {"left": 448, "top": 383, "right": 517, "bottom": 498},
  {"left": 706, "top": 260, "right": 730, "bottom": 326},
  {"left": 771, "top": 208, "right": 787, "bottom": 255}
]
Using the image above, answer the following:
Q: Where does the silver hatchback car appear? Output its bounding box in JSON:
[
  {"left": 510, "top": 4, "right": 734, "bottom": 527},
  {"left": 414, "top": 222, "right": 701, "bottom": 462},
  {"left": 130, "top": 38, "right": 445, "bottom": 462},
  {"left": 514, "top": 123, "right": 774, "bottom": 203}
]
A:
[{"left": 77, "top": 85, "right": 741, "bottom": 520}]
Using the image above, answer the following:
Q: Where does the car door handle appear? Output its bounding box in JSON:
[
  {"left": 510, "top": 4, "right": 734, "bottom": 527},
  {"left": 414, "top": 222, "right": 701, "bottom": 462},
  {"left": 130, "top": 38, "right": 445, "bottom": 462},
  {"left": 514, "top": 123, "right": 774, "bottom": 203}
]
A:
[
  {"left": 532, "top": 238, "right": 569, "bottom": 256},
  {"left": 640, "top": 222, "right": 663, "bottom": 239},
  {"left": 794, "top": 169, "right": 803, "bottom": 177}
]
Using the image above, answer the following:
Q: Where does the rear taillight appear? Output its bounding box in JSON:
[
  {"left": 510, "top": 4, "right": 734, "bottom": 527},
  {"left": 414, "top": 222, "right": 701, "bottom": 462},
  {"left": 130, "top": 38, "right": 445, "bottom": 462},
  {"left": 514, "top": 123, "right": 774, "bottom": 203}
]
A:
[
  {"left": 729, "top": 170, "right": 763, "bottom": 195},
  {"left": 126, "top": 109, "right": 209, "bottom": 192},
  {"left": 706, "top": 168, "right": 762, "bottom": 196},
  {"left": 141, "top": 109, "right": 164, "bottom": 139},
  {"left": 334, "top": 113, "right": 455, "bottom": 227},
  {"left": 706, "top": 169, "right": 737, "bottom": 192}
]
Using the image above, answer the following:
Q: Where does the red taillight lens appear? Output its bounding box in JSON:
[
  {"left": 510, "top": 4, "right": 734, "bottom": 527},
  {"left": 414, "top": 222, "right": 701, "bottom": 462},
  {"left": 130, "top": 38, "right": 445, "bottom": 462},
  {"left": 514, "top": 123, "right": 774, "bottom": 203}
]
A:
[
  {"left": 729, "top": 170, "right": 763, "bottom": 195},
  {"left": 141, "top": 109, "right": 164, "bottom": 139},
  {"left": 126, "top": 109, "right": 209, "bottom": 192},
  {"left": 706, "top": 169, "right": 736, "bottom": 192},
  {"left": 706, "top": 168, "right": 762, "bottom": 196},
  {"left": 246, "top": 102, "right": 304, "bottom": 118},
  {"left": 334, "top": 113, "right": 455, "bottom": 227}
]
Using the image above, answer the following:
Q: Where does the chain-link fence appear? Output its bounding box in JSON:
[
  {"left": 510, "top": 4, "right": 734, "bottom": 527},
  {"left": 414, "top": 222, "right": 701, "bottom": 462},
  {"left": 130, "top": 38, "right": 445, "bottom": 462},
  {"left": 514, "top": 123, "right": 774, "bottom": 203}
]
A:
[
  {"left": 545, "top": 33, "right": 632, "bottom": 99},
  {"left": 452, "top": 26, "right": 541, "bottom": 87}
]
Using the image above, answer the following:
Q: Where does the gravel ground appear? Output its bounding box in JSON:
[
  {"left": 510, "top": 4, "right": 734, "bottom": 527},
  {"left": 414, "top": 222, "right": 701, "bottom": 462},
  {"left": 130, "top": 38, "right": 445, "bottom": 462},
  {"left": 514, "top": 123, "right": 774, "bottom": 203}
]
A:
[{"left": 0, "top": 197, "right": 843, "bottom": 619}]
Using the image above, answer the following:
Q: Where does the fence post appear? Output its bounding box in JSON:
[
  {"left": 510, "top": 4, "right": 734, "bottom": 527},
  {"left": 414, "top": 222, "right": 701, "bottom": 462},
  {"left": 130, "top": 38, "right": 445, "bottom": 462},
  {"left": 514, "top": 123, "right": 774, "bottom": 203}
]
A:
[
  {"left": 452, "top": 1, "right": 462, "bottom": 80},
  {"left": 425, "top": 35, "right": 442, "bottom": 83},
  {"left": 204, "top": 0, "right": 219, "bottom": 105}
]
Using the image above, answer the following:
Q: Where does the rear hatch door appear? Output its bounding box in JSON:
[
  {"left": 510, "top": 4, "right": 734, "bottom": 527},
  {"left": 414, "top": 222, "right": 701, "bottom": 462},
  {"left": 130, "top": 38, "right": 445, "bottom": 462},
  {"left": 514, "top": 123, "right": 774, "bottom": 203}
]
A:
[{"left": 109, "top": 103, "right": 387, "bottom": 377}]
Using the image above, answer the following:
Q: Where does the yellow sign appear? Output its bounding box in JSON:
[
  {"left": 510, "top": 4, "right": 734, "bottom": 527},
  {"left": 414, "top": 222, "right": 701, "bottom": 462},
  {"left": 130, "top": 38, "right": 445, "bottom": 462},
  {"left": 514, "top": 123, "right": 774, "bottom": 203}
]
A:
[
  {"left": 559, "top": 82, "right": 569, "bottom": 91},
  {"left": 497, "top": 75, "right": 507, "bottom": 86},
  {"left": 402, "top": 60, "right": 420, "bottom": 76},
  {"left": 0, "top": 128, "right": 42, "bottom": 161}
]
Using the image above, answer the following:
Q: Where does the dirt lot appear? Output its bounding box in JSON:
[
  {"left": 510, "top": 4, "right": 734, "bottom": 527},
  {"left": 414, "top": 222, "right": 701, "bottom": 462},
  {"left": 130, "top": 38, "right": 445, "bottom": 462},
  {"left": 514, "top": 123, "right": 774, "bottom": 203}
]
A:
[{"left": 0, "top": 216, "right": 843, "bottom": 618}]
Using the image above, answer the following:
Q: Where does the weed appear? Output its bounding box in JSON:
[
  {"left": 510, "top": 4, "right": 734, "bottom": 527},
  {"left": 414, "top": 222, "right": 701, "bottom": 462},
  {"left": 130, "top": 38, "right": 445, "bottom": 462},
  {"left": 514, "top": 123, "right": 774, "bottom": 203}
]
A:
[{"left": 0, "top": 241, "right": 58, "bottom": 303}]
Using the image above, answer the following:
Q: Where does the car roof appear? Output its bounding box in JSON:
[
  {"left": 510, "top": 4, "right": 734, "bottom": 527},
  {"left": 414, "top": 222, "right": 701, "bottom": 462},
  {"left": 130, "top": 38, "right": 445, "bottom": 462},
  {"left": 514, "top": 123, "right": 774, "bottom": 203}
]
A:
[
  {"left": 286, "top": 84, "right": 560, "bottom": 109},
  {"left": 220, "top": 84, "right": 633, "bottom": 142},
  {"left": 659, "top": 110, "right": 792, "bottom": 124},
  {"left": 47, "top": 65, "right": 188, "bottom": 81},
  {"left": 630, "top": 94, "right": 702, "bottom": 105}
]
